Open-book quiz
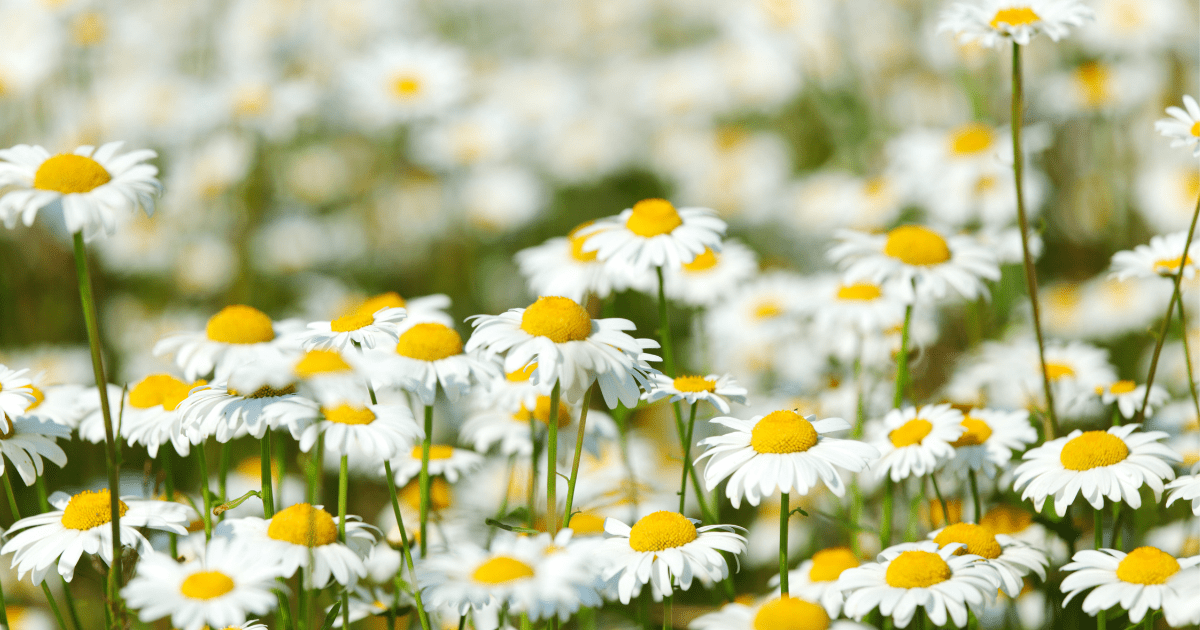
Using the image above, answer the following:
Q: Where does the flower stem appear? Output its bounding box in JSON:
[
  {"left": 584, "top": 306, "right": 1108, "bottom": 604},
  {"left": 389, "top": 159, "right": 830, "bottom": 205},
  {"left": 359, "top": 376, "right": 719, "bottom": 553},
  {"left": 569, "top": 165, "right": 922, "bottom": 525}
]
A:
[
  {"left": 338, "top": 453, "right": 350, "bottom": 630},
  {"left": 655, "top": 266, "right": 675, "bottom": 377},
  {"left": 1010, "top": 42, "right": 1058, "bottom": 440},
  {"left": 40, "top": 583, "right": 69, "bottom": 630},
  {"left": 2, "top": 474, "right": 20, "bottom": 521},
  {"left": 419, "top": 404, "right": 433, "bottom": 557},
  {"left": 968, "top": 470, "right": 982, "bottom": 523},
  {"left": 260, "top": 435, "right": 275, "bottom": 518},
  {"left": 677, "top": 403, "right": 699, "bottom": 513},
  {"left": 547, "top": 380, "right": 561, "bottom": 536},
  {"left": 528, "top": 412, "right": 542, "bottom": 527},
  {"left": 562, "top": 385, "right": 593, "bottom": 530},
  {"left": 930, "top": 474, "right": 951, "bottom": 527},
  {"left": 779, "top": 492, "right": 790, "bottom": 597},
  {"left": 0, "top": 577, "right": 9, "bottom": 630},
  {"left": 1175, "top": 297, "right": 1200, "bottom": 421},
  {"left": 882, "top": 478, "right": 894, "bottom": 548},
  {"left": 163, "top": 451, "right": 178, "bottom": 557},
  {"left": 218, "top": 442, "right": 231, "bottom": 503},
  {"left": 662, "top": 593, "right": 672, "bottom": 630},
  {"left": 894, "top": 304, "right": 913, "bottom": 408},
  {"left": 383, "top": 460, "right": 432, "bottom": 630},
  {"left": 196, "top": 445, "right": 213, "bottom": 540}
]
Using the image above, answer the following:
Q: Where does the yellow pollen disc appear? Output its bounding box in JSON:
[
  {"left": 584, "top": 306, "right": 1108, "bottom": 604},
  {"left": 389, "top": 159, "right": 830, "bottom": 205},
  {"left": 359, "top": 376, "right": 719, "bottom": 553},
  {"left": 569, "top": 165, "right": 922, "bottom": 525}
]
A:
[
  {"left": 808, "top": 547, "right": 860, "bottom": 582},
  {"left": 1192, "top": 122, "right": 1200, "bottom": 137},
  {"left": 990, "top": 7, "right": 1041, "bottom": 28},
  {"left": 234, "top": 456, "right": 282, "bottom": 480},
  {"left": 267, "top": 503, "right": 339, "bottom": 547},
  {"left": 836, "top": 283, "right": 883, "bottom": 301},
  {"left": 980, "top": 506, "right": 1032, "bottom": 535},
  {"left": 355, "top": 292, "right": 406, "bottom": 316},
  {"left": 323, "top": 404, "right": 376, "bottom": 425},
  {"left": 506, "top": 364, "right": 537, "bottom": 381},
  {"left": 1044, "top": 362, "right": 1075, "bottom": 381},
  {"left": 885, "top": 550, "right": 952, "bottom": 588},
  {"left": 1108, "top": 380, "right": 1137, "bottom": 395},
  {"left": 566, "top": 512, "right": 606, "bottom": 536},
  {"left": 294, "top": 350, "right": 353, "bottom": 378},
  {"left": 1075, "top": 62, "right": 1110, "bottom": 107},
  {"left": 1116, "top": 547, "right": 1180, "bottom": 585},
  {"left": 411, "top": 445, "right": 455, "bottom": 460},
  {"left": 4, "top": 608, "right": 24, "bottom": 625},
  {"left": 392, "top": 75, "right": 423, "bottom": 98},
  {"left": 1060, "top": 431, "right": 1129, "bottom": 471},
  {"left": 23, "top": 385, "right": 45, "bottom": 411},
  {"left": 934, "top": 523, "right": 1003, "bottom": 559},
  {"left": 884, "top": 225, "right": 951, "bottom": 266},
  {"left": 71, "top": 12, "right": 106, "bottom": 46},
  {"left": 61, "top": 490, "right": 129, "bottom": 530},
  {"left": 395, "top": 323, "right": 463, "bottom": 361},
  {"left": 471, "top": 556, "right": 535, "bottom": 584},
  {"left": 753, "top": 300, "right": 784, "bottom": 320},
  {"left": 400, "top": 478, "right": 452, "bottom": 512},
  {"left": 682, "top": 248, "right": 719, "bottom": 272},
  {"left": 129, "top": 374, "right": 192, "bottom": 410},
  {"left": 673, "top": 375, "right": 716, "bottom": 393},
  {"left": 568, "top": 222, "right": 598, "bottom": 263},
  {"left": 330, "top": 311, "right": 375, "bottom": 333},
  {"left": 179, "top": 571, "right": 235, "bottom": 600},
  {"left": 930, "top": 499, "right": 963, "bottom": 528},
  {"left": 625, "top": 198, "right": 683, "bottom": 237},
  {"left": 1154, "top": 256, "right": 1194, "bottom": 274},
  {"left": 1182, "top": 536, "right": 1199, "bottom": 557},
  {"left": 519, "top": 296, "right": 592, "bottom": 343},
  {"left": 889, "top": 418, "right": 933, "bottom": 448},
  {"left": 752, "top": 597, "right": 830, "bottom": 630},
  {"left": 33, "top": 154, "right": 111, "bottom": 194},
  {"left": 750, "top": 410, "right": 820, "bottom": 454},
  {"left": 949, "top": 123, "right": 994, "bottom": 155},
  {"left": 628, "top": 511, "right": 697, "bottom": 552},
  {"left": 205, "top": 305, "right": 276, "bottom": 344},
  {"left": 515, "top": 396, "right": 571, "bottom": 428},
  {"left": 950, "top": 417, "right": 993, "bottom": 448},
  {"left": 236, "top": 384, "right": 297, "bottom": 399}
]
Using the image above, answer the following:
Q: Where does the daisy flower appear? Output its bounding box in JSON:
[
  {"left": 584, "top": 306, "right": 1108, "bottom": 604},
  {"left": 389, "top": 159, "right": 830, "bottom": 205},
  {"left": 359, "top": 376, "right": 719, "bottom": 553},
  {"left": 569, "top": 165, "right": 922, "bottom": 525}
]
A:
[
  {"left": 121, "top": 537, "right": 283, "bottom": 630},
  {"left": 1013, "top": 424, "right": 1180, "bottom": 515},
  {"left": 772, "top": 547, "right": 864, "bottom": 617},
  {"left": 349, "top": 292, "right": 454, "bottom": 333},
  {"left": 225, "top": 503, "right": 375, "bottom": 589},
  {"left": 464, "top": 295, "right": 660, "bottom": 407},
  {"left": 295, "top": 305, "right": 407, "bottom": 351},
  {"left": 0, "top": 142, "right": 161, "bottom": 240},
  {"left": 119, "top": 373, "right": 207, "bottom": 457},
  {"left": 0, "top": 365, "right": 35, "bottom": 419},
  {"left": 870, "top": 405, "right": 966, "bottom": 483},
  {"left": 460, "top": 395, "right": 617, "bottom": 458},
  {"left": 696, "top": 410, "right": 879, "bottom": 508},
  {"left": 1061, "top": 546, "right": 1200, "bottom": 627},
  {"left": 1165, "top": 468, "right": 1200, "bottom": 515},
  {"left": 927, "top": 522, "right": 1048, "bottom": 596},
  {"left": 943, "top": 408, "right": 1037, "bottom": 478},
  {"left": 227, "top": 348, "right": 368, "bottom": 407},
  {"left": 662, "top": 241, "right": 758, "bottom": 308},
  {"left": 690, "top": 595, "right": 870, "bottom": 630},
  {"left": 836, "top": 541, "right": 1000, "bottom": 629},
  {"left": 829, "top": 226, "right": 1000, "bottom": 304},
  {"left": 1, "top": 488, "right": 190, "bottom": 583},
  {"left": 579, "top": 198, "right": 727, "bottom": 272},
  {"left": 938, "top": 0, "right": 1094, "bottom": 48},
  {"left": 344, "top": 42, "right": 469, "bottom": 127},
  {"left": 177, "top": 380, "right": 319, "bottom": 443},
  {"left": 153, "top": 305, "right": 300, "bottom": 381},
  {"left": 1156, "top": 95, "right": 1200, "bottom": 157},
  {"left": 12, "top": 382, "right": 86, "bottom": 430},
  {"left": 365, "top": 322, "right": 497, "bottom": 405},
  {"left": 515, "top": 222, "right": 652, "bottom": 303},
  {"left": 0, "top": 413, "right": 70, "bottom": 485},
  {"left": 1110, "top": 231, "right": 1198, "bottom": 281},
  {"left": 1092, "top": 380, "right": 1170, "bottom": 420},
  {"left": 479, "top": 363, "right": 542, "bottom": 411},
  {"left": 811, "top": 277, "right": 907, "bottom": 340},
  {"left": 642, "top": 373, "right": 748, "bottom": 414},
  {"left": 387, "top": 444, "right": 484, "bottom": 486},
  {"left": 297, "top": 403, "right": 421, "bottom": 462},
  {"left": 600, "top": 511, "right": 746, "bottom": 604}
]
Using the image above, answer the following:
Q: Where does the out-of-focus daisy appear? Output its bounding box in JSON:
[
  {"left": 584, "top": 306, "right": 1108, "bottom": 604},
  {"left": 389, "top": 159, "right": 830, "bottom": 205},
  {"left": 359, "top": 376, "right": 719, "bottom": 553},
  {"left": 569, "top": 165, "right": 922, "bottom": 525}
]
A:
[
  {"left": 121, "top": 537, "right": 282, "bottom": 630},
  {"left": 349, "top": 292, "right": 454, "bottom": 332},
  {"left": 2, "top": 488, "right": 190, "bottom": 583},
  {"left": 829, "top": 226, "right": 1000, "bottom": 304},
  {"left": 870, "top": 405, "right": 966, "bottom": 482},
  {"left": 1013, "top": 424, "right": 1180, "bottom": 515},
  {"left": 1166, "top": 468, "right": 1200, "bottom": 515},
  {"left": 600, "top": 511, "right": 746, "bottom": 603},
  {"left": 1091, "top": 380, "right": 1170, "bottom": 420},
  {"left": 479, "top": 364, "right": 541, "bottom": 411},
  {"left": 690, "top": 595, "right": 869, "bottom": 630},
  {"left": 1061, "top": 546, "right": 1200, "bottom": 627},
  {"left": 515, "top": 222, "right": 651, "bottom": 303},
  {"left": 465, "top": 295, "right": 659, "bottom": 407},
  {"left": 1156, "top": 95, "right": 1200, "bottom": 157},
  {"left": 580, "top": 198, "right": 727, "bottom": 272},
  {"left": 345, "top": 42, "right": 468, "bottom": 127},
  {"left": 642, "top": 373, "right": 747, "bottom": 414},
  {"left": 365, "top": 322, "right": 496, "bottom": 405},
  {"left": 0, "top": 413, "right": 70, "bottom": 485},
  {"left": 295, "top": 305, "right": 406, "bottom": 351},
  {"left": 226, "top": 502, "right": 375, "bottom": 589},
  {"left": 928, "top": 522, "right": 1048, "bottom": 596},
  {"left": 0, "top": 366, "right": 35, "bottom": 419},
  {"left": 938, "top": 0, "right": 1094, "bottom": 48},
  {"left": 812, "top": 277, "right": 907, "bottom": 340},
  {"left": 1110, "top": 231, "right": 1198, "bottom": 281},
  {"left": 696, "top": 410, "right": 878, "bottom": 507},
  {"left": 154, "top": 305, "right": 299, "bottom": 381},
  {"left": 837, "top": 541, "right": 999, "bottom": 628},
  {"left": 230, "top": 348, "right": 366, "bottom": 407},
  {"left": 11, "top": 382, "right": 86, "bottom": 430},
  {"left": 120, "top": 373, "right": 206, "bottom": 457},
  {"left": 460, "top": 394, "right": 617, "bottom": 458},
  {"left": 0, "top": 142, "right": 161, "bottom": 240},
  {"left": 662, "top": 241, "right": 758, "bottom": 308},
  {"left": 774, "top": 547, "right": 864, "bottom": 617},
  {"left": 298, "top": 403, "right": 421, "bottom": 463},
  {"left": 944, "top": 408, "right": 1037, "bottom": 478},
  {"left": 387, "top": 444, "right": 484, "bottom": 486},
  {"left": 177, "top": 380, "right": 319, "bottom": 443}
]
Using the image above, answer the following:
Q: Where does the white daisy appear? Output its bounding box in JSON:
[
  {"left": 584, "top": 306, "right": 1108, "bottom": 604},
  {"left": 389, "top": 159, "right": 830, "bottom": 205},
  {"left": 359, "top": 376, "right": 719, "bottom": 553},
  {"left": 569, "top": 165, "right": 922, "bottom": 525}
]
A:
[
  {"left": 696, "top": 410, "right": 879, "bottom": 508},
  {"left": 176, "top": 380, "right": 319, "bottom": 443},
  {"left": 642, "top": 373, "right": 748, "bottom": 415},
  {"left": 1091, "top": 380, "right": 1170, "bottom": 420},
  {"left": 1061, "top": 546, "right": 1200, "bottom": 627},
  {"left": 0, "top": 366, "right": 35, "bottom": 419},
  {"left": 121, "top": 537, "right": 283, "bottom": 630},
  {"left": 1156, "top": 95, "right": 1200, "bottom": 157},
  {"left": 600, "top": 511, "right": 746, "bottom": 604},
  {"left": 12, "top": 382, "right": 86, "bottom": 430},
  {"left": 119, "top": 373, "right": 207, "bottom": 458},
  {"left": 295, "top": 306, "right": 407, "bottom": 351},
  {"left": 1012, "top": 424, "right": 1181, "bottom": 515},
  {"left": 870, "top": 405, "right": 966, "bottom": 482},
  {"left": 153, "top": 305, "right": 300, "bottom": 381},
  {"left": 1165, "top": 469, "right": 1200, "bottom": 515},
  {"left": 662, "top": 241, "right": 758, "bottom": 308},
  {"left": 344, "top": 42, "right": 469, "bottom": 127},
  {"left": 297, "top": 403, "right": 421, "bottom": 463},
  {"left": 515, "top": 222, "right": 653, "bottom": 304},
  {"left": 938, "top": 0, "right": 1094, "bottom": 48},
  {"left": 459, "top": 394, "right": 617, "bottom": 458},
  {"left": 364, "top": 322, "right": 497, "bottom": 405},
  {"left": 1, "top": 488, "right": 190, "bottom": 583},
  {"left": 943, "top": 408, "right": 1037, "bottom": 478},
  {"left": 927, "top": 523, "right": 1048, "bottom": 596},
  {"left": 689, "top": 595, "right": 869, "bottom": 630},
  {"left": 387, "top": 444, "right": 484, "bottom": 487},
  {"left": 227, "top": 348, "right": 369, "bottom": 408},
  {"left": 0, "top": 413, "right": 70, "bottom": 486},
  {"left": 811, "top": 277, "right": 907, "bottom": 340},
  {"left": 1110, "top": 231, "right": 1199, "bottom": 281},
  {"left": 579, "top": 198, "right": 727, "bottom": 272},
  {"left": 478, "top": 363, "right": 543, "bottom": 412},
  {"left": 225, "top": 503, "right": 375, "bottom": 589},
  {"left": 0, "top": 142, "right": 161, "bottom": 240},
  {"left": 772, "top": 547, "right": 864, "bottom": 617},
  {"left": 350, "top": 292, "right": 454, "bottom": 333}
]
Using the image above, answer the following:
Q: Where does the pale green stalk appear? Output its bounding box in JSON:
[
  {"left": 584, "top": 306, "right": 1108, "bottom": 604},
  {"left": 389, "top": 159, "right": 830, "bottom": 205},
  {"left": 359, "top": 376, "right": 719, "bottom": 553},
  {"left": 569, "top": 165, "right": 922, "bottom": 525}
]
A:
[
  {"left": 196, "top": 445, "right": 213, "bottom": 540},
  {"left": 1175, "top": 298, "right": 1200, "bottom": 420},
  {"left": 260, "top": 435, "right": 275, "bottom": 517},
  {"left": 419, "top": 404, "right": 433, "bottom": 557},
  {"left": 677, "top": 403, "right": 698, "bottom": 513},
  {"left": 562, "top": 386, "right": 593, "bottom": 529},
  {"left": 779, "top": 492, "right": 790, "bottom": 597},
  {"left": 546, "top": 381, "right": 561, "bottom": 536},
  {"left": 384, "top": 460, "right": 432, "bottom": 630}
]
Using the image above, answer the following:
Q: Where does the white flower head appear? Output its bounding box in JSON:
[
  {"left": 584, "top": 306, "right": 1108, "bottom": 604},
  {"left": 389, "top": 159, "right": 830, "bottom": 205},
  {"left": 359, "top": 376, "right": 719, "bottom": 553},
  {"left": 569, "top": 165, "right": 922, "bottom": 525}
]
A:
[
  {"left": 515, "top": 222, "right": 655, "bottom": 304},
  {"left": 870, "top": 405, "right": 967, "bottom": 482},
  {"left": 119, "top": 373, "right": 208, "bottom": 458},
  {"left": 1110, "top": 231, "right": 1198, "bottom": 281},
  {"left": 943, "top": 408, "right": 1038, "bottom": 478},
  {"left": 295, "top": 306, "right": 407, "bottom": 351},
  {"left": 364, "top": 322, "right": 497, "bottom": 405},
  {"left": 1155, "top": 95, "right": 1200, "bottom": 157},
  {"left": 225, "top": 503, "right": 375, "bottom": 589},
  {"left": 1061, "top": 546, "right": 1200, "bottom": 627},
  {"left": 579, "top": 198, "right": 727, "bottom": 272},
  {"left": 938, "top": 0, "right": 1094, "bottom": 48},
  {"left": 642, "top": 373, "right": 748, "bottom": 414},
  {"left": 153, "top": 305, "right": 301, "bottom": 382},
  {"left": 299, "top": 403, "right": 421, "bottom": 465},
  {"left": 927, "top": 522, "right": 1049, "bottom": 596}
]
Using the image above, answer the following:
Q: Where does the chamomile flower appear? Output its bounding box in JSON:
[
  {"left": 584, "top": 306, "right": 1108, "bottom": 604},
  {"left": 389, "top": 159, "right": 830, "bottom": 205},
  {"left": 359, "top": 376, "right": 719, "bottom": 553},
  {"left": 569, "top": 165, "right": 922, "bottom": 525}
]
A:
[
  {"left": 927, "top": 523, "right": 1048, "bottom": 596},
  {"left": 0, "top": 142, "right": 161, "bottom": 240},
  {"left": 938, "top": 0, "right": 1094, "bottom": 48},
  {"left": 870, "top": 405, "right": 967, "bottom": 483},
  {"left": 515, "top": 222, "right": 651, "bottom": 303},
  {"left": 153, "top": 305, "right": 299, "bottom": 381},
  {"left": 1156, "top": 95, "right": 1200, "bottom": 157},
  {"left": 297, "top": 403, "right": 421, "bottom": 462},
  {"left": 1, "top": 488, "right": 190, "bottom": 583},
  {"left": 696, "top": 410, "right": 879, "bottom": 507},
  {"left": 1061, "top": 546, "right": 1200, "bottom": 626},
  {"left": 119, "top": 373, "right": 206, "bottom": 457},
  {"left": 121, "top": 537, "right": 283, "bottom": 630},
  {"left": 579, "top": 198, "right": 727, "bottom": 272},
  {"left": 0, "top": 413, "right": 70, "bottom": 485},
  {"left": 177, "top": 380, "right": 319, "bottom": 443},
  {"left": 1013, "top": 424, "right": 1180, "bottom": 515},
  {"left": 1091, "top": 380, "right": 1170, "bottom": 419},
  {"left": 365, "top": 322, "right": 497, "bottom": 405},
  {"left": 387, "top": 444, "right": 484, "bottom": 486},
  {"left": 0, "top": 366, "right": 35, "bottom": 419},
  {"left": 662, "top": 241, "right": 758, "bottom": 308},
  {"left": 12, "top": 382, "right": 86, "bottom": 430},
  {"left": 225, "top": 503, "right": 375, "bottom": 589},
  {"left": 296, "top": 306, "right": 407, "bottom": 351},
  {"left": 1165, "top": 469, "right": 1200, "bottom": 515},
  {"left": 229, "top": 348, "right": 368, "bottom": 407},
  {"left": 350, "top": 292, "right": 454, "bottom": 332},
  {"left": 811, "top": 277, "right": 907, "bottom": 340},
  {"left": 943, "top": 408, "right": 1037, "bottom": 478},
  {"left": 1110, "top": 231, "right": 1198, "bottom": 281},
  {"left": 465, "top": 295, "right": 660, "bottom": 408},
  {"left": 690, "top": 595, "right": 870, "bottom": 630},
  {"left": 600, "top": 511, "right": 746, "bottom": 603},
  {"left": 829, "top": 226, "right": 1000, "bottom": 304},
  {"left": 773, "top": 547, "right": 864, "bottom": 617},
  {"left": 460, "top": 394, "right": 616, "bottom": 458},
  {"left": 345, "top": 42, "right": 469, "bottom": 127},
  {"left": 479, "top": 364, "right": 543, "bottom": 411},
  {"left": 836, "top": 541, "right": 1000, "bottom": 629},
  {"left": 642, "top": 373, "right": 748, "bottom": 414}
]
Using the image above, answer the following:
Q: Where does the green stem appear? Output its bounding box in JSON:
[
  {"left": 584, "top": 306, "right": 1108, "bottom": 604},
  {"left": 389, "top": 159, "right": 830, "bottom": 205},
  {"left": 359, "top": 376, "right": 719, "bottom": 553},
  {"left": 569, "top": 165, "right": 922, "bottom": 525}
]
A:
[
  {"left": 678, "top": 403, "right": 699, "bottom": 513},
  {"left": 547, "top": 381, "right": 561, "bottom": 535},
  {"left": 3, "top": 474, "right": 20, "bottom": 521},
  {"left": 662, "top": 593, "right": 672, "bottom": 630},
  {"left": 894, "top": 304, "right": 913, "bottom": 408},
  {"left": 655, "top": 266, "right": 675, "bottom": 377},
  {"left": 562, "top": 386, "right": 593, "bottom": 529},
  {"left": 779, "top": 492, "right": 790, "bottom": 597},
  {"left": 882, "top": 478, "right": 894, "bottom": 548},
  {"left": 0, "top": 575, "right": 9, "bottom": 630},
  {"left": 930, "top": 474, "right": 950, "bottom": 527},
  {"left": 219, "top": 441, "right": 231, "bottom": 503},
  {"left": 163, "top": 450, "right": 178, "bottom": 558},
  {"left": 528, "top": 412, "right": 541, "bottom": 527},
  {"left": 968, "top": 470, "right": 982, "bottom": 523},
  {"left": 196, "top": 445, "right": 212, "bottom": 540},
  {"left": 260, "top": 435, "right": 275, "bottom": 518},
  {"left": 307, "top": 433, "right": 323, "bottom": 504},
  {"left": 383, "top": 460, "right": 432, "bottom": 630},
  {"left": 1176, "top": 297, "right": 1200, "bottom": 422},
  {"left": 41, "top": 582, "right": 69, "bottom": 630},
  {"left": 419, "top": 404, "right": 433, "bottom": 557},
  {"left": 297, "top": 568, "right": 308, "bottom": 630},
  {"left": 1111, "top": 503, "right": 1122, "bottom": 551},
  {"left": 338, "top": 454, "right": 350, "bottom": 630}
]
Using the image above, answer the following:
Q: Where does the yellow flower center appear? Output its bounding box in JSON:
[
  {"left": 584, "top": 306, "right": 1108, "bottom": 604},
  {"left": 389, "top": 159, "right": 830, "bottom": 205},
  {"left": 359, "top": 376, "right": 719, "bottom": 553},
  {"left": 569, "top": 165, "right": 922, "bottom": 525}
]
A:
[
  {"left": 128, "top": 374, "right": 198, "bottom": 411},
  {"left": 836, "top": 283, "right": 883, "bottom": 301},
  {"left": 506, "top": 364, "right": 537, "bottom": 381},
  {"left": 267, "top": 503, "right": 339, "bottom": 547},
  {"left": 205, "top": 305, "right": 276, "bottom": 344},
  {"left": 884, "top": 226, "right": 951, "bottom": 266},
  {"left": 750, "top": 410, "right": 819, "bottom": 454},
  {"left": 950, "top": 416, "right": 993, "bottom": 448},
  {"left": 930, "top": 499, "right": 962, "bottom": 528},
  {"left": 934, "top": 523, "right": 1003, "bottom": 560},
  {"left": 1044, "top": 362, "right": 1075, "bottom": 381},
  {"left": 889, "top": 418, "right": 933, "bottom": 448},
  {"left": 672, "top": 375, "right": 717, "bottom": 393},
  {"left": 179, "top": 571, "right": 235, "bottom": 600},
  {"left": 625, "top": 198, "right": 683, "bottom": 237},
  {"left": 1060, "top": 431, "right": 1129, "bottom": 471},
  {"left": 568, "top": 222, "right": 598, "bottom": 263},
  {"left": 33, "top": 154, "right": 112, "bottom": 194},
  {"left": 980, "top": 505, "right": 1032, "bottom": 535},
  {"left": 808, "top": 547, "right": 860, "bottom": 582},
  {"left": 355, "top": 292, "right": 406, "bottom": 315},
  {"left": 23, "top": 385, "right": 45, "bottom": 411},
  {"left": 395, "top": 323, "right": 463, "bottom": 361},
  {"left": 323, "top": 404, "right": 376, "bottom": 425},
  {"left": 628, "top": 511, "right": 697, "bottom": 552},
  {"left": 515, "top": 396, "right": 572, "bottom": 428},
  {"left": 683, "top": 248, "right": 719, "bottom": 272},
  {"left": 400, "top": 478, "right": 452, "bottom": 512},
  {"left": 231, "top": 384, "right": 297, "bottom": 399},
  {"left": 1154, "top": 256, "right": 1194, "bottom": 275},
  {"left": 566, "top": 512, "right": 607, "bottom": 536},
  {"left": 885, "top": 550, "right": 952, "bottom": 588},
  {"left": 471, "top": 556, "right": 535, "bottom": 584},
  {"left": 1192, "top": 121, "right": 1200, "bottom": 137},
  {"left": 752, "top": 597, "right": 830, "bottom": 630},
  {"left": 1108, "top": 380, "right": 1137, "bottom": 395},
  {"left": 519, "top": 296, "right": 592, "bottom": 343},
  {"left": 61, "top": 490, "right": 128, "bottom": 530},
  {"left": 1075, "top": 62, "right": 1110, "bottom": 107},
  {"left": 295, "top": 350, "right": 353, "bottom": 378},
  {"left": 71, "top": 12, "right": 106, "bottom": 46},
  {"left": 234, "top": 456, "right": 281, "bottom": 481},
  {"left": 753, "top": 300, "right": 784, "bottom": 320},
  {"left": 1115, "top": 547, "right": 1180, "bottom": 585},
  {"left": 990, "top": 7, "right": 1041, "bottom": 28},
  {"left": 411, "top": 445, "right": 455, "bottom": 460},
  {"left": 392, "top": 75, "right": 422, "bottom": 98},
  {"left": 330, "top": 312, "right": 375, "bottom": 333},
  {"left": 949, "top": 123, "right": 994, "bottom": 155}
]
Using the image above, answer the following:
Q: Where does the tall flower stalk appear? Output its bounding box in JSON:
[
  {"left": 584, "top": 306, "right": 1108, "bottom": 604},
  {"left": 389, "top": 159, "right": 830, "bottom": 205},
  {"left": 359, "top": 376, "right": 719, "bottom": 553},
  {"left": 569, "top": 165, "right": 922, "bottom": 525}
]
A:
[{"left": 418, "top": 404, "right": 433, "bottom": 557}]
